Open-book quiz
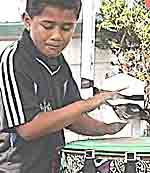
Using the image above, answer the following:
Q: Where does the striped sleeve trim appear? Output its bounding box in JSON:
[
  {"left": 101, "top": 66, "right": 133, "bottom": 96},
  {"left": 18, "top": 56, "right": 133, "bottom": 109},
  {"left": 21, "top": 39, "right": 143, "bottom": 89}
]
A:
[{"left": 0, "top": 42, "right": 25, "bottom": 128}]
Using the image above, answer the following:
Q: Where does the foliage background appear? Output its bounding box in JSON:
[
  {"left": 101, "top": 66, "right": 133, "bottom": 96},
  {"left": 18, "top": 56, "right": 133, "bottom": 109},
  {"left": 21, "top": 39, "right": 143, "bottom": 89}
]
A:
[
  {"left": 96, "top": 0, "right": 150, "bottom": 52},
  {"left": 96, "top": 0, "right": 150, "bottom": 81}
]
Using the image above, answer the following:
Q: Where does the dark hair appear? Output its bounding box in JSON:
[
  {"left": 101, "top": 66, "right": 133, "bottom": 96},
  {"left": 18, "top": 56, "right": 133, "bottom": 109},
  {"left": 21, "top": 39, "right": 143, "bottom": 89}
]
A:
[{"left": 26, "top": 0, "right": 82, "bottom": 19}]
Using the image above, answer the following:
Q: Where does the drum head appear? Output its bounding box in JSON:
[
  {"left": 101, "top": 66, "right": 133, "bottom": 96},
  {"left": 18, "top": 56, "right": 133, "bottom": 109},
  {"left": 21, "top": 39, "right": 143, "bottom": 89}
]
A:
[{"left": 64, "top": 137, "right": 150, "bottom": 153}]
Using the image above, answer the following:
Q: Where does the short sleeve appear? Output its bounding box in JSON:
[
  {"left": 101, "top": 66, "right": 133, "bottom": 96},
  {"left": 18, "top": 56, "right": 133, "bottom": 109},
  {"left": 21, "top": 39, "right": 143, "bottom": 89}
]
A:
[{"left": 0, "top": 45, "right": 41, "bottom": 131}]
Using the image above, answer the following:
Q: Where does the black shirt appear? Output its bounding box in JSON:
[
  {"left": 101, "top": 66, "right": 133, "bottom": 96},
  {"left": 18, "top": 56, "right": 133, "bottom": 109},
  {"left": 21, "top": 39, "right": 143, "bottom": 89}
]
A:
[{"left": 0, "top": 30, "right": 81, "bottom": 173}]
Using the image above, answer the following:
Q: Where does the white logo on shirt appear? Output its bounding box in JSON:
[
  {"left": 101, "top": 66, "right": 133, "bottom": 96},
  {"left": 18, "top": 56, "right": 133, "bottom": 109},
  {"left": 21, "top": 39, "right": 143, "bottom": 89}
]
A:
[{"left": 40, "top": 99, "right": 52, "bottom": 112}]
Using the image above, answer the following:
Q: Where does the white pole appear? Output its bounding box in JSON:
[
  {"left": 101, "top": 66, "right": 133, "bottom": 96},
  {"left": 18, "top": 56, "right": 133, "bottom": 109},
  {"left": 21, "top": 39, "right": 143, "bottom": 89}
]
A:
[{"left": 80, "top": 0, "right": 96, "bottom": 89}]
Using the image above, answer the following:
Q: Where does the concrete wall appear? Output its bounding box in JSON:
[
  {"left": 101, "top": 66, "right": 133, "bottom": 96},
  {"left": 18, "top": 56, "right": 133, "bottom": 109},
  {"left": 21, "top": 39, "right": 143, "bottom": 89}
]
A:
[{"left": 63, "top": 37, "right": 113, "bottom": 89}]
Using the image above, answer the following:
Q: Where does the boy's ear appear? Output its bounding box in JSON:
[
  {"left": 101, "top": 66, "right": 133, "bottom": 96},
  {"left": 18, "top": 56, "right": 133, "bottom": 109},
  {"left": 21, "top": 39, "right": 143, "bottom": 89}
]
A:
[{"left": 22, "top": 12, "right": 32, "bottom": 31}]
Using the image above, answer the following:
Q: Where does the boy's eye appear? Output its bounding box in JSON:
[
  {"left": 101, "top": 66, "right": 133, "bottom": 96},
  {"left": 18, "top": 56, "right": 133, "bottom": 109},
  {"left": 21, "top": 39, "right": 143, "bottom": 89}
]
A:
[
  {"left": 40, "top": 22, "right": 74, "bottom": 32},
  {"left": 41, "top": 23, "right": 55, "bottom": 30},
  {"left": 61, "top": 24, "right": 74, "bottom": 32}
]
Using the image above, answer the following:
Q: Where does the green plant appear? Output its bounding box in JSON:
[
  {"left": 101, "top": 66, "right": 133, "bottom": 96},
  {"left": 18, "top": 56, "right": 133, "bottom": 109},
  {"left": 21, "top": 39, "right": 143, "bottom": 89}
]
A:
[{"left": 97, "top": 0, "right": 150, "bottom": 52}]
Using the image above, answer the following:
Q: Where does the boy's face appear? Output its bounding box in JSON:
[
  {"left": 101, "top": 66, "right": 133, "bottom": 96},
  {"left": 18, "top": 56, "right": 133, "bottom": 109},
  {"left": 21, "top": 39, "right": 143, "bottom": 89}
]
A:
[{"left": 23, "top": 6, "right": 77, "bottom": 57}]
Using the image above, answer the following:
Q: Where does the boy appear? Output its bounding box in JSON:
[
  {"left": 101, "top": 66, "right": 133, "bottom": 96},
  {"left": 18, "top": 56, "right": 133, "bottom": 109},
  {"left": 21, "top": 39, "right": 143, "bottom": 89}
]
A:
[{"left": 0, "top": 0, "right": 126, "bottom": 172}]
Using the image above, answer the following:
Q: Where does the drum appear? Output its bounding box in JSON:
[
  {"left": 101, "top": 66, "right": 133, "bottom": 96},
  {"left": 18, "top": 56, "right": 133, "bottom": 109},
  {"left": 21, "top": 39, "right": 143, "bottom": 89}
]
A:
[{"left": 60, "top": 137, "right": 150, "bottom": 173}]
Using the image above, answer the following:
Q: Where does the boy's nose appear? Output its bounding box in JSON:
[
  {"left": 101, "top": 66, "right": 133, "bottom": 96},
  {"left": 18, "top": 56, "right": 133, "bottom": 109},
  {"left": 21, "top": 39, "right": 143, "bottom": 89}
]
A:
[{"left": 50, "top": 26, "right": 63, "bottom": 41}]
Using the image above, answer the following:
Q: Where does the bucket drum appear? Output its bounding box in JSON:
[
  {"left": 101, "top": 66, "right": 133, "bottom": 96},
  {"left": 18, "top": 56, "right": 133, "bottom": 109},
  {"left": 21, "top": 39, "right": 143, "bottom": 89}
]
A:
[{"left": 60, "top": 137, "right": 150, "bottom": 173}]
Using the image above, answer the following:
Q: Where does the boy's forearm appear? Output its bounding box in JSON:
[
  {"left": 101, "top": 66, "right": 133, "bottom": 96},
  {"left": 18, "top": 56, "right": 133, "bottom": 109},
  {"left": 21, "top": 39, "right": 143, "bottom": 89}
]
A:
[{"left": 16, "top": 100, "right": 86, "bottom": 141}]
